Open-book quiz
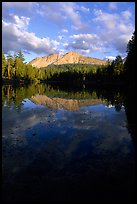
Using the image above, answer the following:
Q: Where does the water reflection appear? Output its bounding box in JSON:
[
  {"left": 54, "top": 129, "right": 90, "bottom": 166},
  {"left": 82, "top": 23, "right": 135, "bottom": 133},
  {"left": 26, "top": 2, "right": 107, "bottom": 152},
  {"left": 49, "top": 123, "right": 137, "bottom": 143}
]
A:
[
  {"left": 2, "top": 83, "right": 136, "bottom": 202},
  {"left": 2, "top": 83, "right": 124, "bottom": 110}
]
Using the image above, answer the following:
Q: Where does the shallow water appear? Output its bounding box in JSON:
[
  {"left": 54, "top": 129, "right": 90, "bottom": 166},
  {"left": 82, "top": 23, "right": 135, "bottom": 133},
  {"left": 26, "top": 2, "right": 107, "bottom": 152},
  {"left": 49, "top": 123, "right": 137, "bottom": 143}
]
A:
[{"left": 2, "top": 84, "right": 136, "bottom": 202}]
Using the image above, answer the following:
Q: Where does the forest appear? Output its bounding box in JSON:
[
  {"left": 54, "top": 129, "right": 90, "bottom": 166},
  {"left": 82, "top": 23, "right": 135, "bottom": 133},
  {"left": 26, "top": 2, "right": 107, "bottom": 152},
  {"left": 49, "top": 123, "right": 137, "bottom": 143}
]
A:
[{"left": 2, "top": 32, "right": 135, "bottom": 86}]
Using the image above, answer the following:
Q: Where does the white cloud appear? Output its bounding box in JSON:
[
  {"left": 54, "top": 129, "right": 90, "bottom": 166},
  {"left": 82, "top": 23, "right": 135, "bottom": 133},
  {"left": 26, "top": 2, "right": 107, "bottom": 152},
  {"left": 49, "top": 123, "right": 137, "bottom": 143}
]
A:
[
  {"left": 109, "top": 2, "right": 117, "bottom": 9},
  {"left": 79, "top": 6, "right": 90, "bottom": 13},
  {"left": 62, "top": 3, "right": 85, "bottom": 30},
  {"left": 112, "top": 34, "right": 133, "bottom": 53},
  {"left": 2, "top": 3, "right": 61, "bottom": 55},
  {"left": 80, "top": 49, "right": 90, "bottom": 54},
  {"left": 63, "top": 43, "right": 69, "bottom": 47},
  {"left": 118, "top": 23, "right": 131, "bottom": 33},
  {"left": 61, "top": 29, "right": 68, "bottom": 33},
  {"left": 58, "top": 35, "right": 63, "bottom": 40},
  {"left": 2, "top": 2, "right": 134, "bottom": 59},
  {"left": 2, "top": 2, "right": 39, "bottom": 30},
  {"left": 37, "top": 3, "right": 66, "bottom": 25},
  {"left": 58, "top": 49, "right": 66, "bottom": 55},
  {"left": 93, "top": 9, "right": 134, "bottom": 54},
  {"left": 2, "top": 2, "right": 38, "bottom": 10},
  {"left": 93, "top": 9, "right": 119, "bottom": 29},
  {"left": 105, "top": 56, "right": 116, "bottom": 61},
  {"left": 2, "top": 18, "right": 59, "bottom": 54},
  {"left": 12, "top": 15, "right": 30, "bottom": 30},
  {"left": 2, "top": 11, "right": 30, "bottom": 30},
  {"left": 122, "top": 10, "right": 132, "bottom": 20},
  {"left": 70, "top": 33, "right": 97, "bottom": 40},
  {"left": 64, "top": 33, "right": 105, "bottom": 54},
  {"left": 37, "top": 2, "right": 88, "bottom": 31}
]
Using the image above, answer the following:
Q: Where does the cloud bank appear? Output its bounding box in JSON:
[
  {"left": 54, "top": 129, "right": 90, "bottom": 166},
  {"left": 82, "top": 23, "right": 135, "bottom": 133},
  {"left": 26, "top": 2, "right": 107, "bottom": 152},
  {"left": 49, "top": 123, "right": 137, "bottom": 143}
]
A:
[{"left": 2, "top": 2, "right": 134, "bottom": 60}]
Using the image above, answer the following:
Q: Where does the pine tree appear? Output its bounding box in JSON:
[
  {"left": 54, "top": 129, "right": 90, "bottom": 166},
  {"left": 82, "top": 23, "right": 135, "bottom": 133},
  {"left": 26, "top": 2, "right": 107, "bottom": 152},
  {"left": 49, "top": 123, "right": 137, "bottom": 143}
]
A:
[
  {"left": 113, "top": 55, "right": 124, "bottom": 76},
  {"left": 2, "top": 51, "right": 7, "bottom": 78},
  {"left": 124, "top": 32, "right": 135, "bottom": 85},
  {"left": 6, "top": 52, "right": 14, "bottom": 79},
  {"left": 15, "top": 57, "right": 24, "bottom": 78},
  {"left": 17, "top": 50, "right": 25, "bottom": 62}
]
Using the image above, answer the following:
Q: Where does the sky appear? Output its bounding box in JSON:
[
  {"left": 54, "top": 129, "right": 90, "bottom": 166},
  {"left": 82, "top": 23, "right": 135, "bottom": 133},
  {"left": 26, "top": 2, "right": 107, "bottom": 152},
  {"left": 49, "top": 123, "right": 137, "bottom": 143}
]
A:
[{"left": 2, "top": 2, "right": 135, "bottom": 62}]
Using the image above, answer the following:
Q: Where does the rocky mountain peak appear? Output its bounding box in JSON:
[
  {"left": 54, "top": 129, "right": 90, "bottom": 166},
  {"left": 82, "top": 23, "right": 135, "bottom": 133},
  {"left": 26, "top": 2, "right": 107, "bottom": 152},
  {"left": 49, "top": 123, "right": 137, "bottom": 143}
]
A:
[{"left": 29, "top": 51, "right": 107, "bottom": 68}]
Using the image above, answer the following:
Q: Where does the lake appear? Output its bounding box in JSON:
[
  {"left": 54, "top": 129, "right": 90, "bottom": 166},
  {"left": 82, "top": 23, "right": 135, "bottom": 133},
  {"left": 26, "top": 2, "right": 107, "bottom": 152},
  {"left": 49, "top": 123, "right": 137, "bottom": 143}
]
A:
[{"left": 2, "top": 83, "right": 136, "bottom": 202}]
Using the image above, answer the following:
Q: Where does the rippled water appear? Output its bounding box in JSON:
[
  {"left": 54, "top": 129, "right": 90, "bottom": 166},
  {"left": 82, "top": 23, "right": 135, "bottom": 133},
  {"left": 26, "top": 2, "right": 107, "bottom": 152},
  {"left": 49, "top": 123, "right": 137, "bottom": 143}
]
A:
[{"left": 2, "top": 84, "right": 136, "bottom": 202}]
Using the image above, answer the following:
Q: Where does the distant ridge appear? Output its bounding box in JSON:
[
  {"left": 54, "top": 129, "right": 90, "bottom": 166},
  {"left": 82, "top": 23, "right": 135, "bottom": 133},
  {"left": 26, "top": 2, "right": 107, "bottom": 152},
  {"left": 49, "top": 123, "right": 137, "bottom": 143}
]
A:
[
  {"left": 29, "top": 51, "right": 107, "bottom": 68},
  {"left": 31, "top": 95, "right": 104, "bottom": 111}
]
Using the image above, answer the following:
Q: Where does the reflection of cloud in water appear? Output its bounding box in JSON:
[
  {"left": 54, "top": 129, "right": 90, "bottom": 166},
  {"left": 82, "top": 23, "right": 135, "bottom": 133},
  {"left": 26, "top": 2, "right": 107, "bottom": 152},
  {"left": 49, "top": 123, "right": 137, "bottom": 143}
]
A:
[
  {"left": 2, "top": 103, "right": 135, "bottom": 184},
  {"left": 22, "top": 98, "right": 45, "bottom": 110},
  {"left": 70, "top": 110, "right": 105, "bottom": 130}
]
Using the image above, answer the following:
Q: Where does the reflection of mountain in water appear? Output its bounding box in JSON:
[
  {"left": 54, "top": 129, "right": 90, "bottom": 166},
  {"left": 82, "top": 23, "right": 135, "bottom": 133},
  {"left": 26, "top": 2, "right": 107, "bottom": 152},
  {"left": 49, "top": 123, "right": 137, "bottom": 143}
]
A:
[{"left": 31, "top": 95, "right": 104, "bottom": 111}]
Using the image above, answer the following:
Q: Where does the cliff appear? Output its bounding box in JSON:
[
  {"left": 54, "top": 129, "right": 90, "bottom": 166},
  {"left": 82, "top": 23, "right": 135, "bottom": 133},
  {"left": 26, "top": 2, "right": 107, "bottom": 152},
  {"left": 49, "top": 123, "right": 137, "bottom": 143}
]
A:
[{"left": 29, "top": 51, "right": 107, "bottom": 68}]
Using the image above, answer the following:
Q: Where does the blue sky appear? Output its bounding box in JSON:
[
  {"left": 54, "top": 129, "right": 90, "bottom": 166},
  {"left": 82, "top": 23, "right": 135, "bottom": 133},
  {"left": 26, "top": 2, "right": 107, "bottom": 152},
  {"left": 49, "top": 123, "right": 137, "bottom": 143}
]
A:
[{"left": 2, "top": 2, "right": 135, "bottom": 62}]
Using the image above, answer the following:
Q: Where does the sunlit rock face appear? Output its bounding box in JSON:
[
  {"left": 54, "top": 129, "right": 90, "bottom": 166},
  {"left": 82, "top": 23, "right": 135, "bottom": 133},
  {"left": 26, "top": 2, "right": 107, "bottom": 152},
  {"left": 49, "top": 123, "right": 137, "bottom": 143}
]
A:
[
  {"left": 31, "top": 94, "right": 104, "bottom": 111},
  {"left": 29, "top": 51, "right": 107, "bottom": 68},
  {"left": 29, "top": 53, "right": 62, "bottom": 68}
]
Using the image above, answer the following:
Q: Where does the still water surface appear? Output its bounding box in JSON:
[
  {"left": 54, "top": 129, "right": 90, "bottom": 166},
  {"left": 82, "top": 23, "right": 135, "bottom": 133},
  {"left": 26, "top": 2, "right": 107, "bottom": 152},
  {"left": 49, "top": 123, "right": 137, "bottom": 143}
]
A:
[{"left": 2, "top": 83, "right": 136, "bottom": 202}]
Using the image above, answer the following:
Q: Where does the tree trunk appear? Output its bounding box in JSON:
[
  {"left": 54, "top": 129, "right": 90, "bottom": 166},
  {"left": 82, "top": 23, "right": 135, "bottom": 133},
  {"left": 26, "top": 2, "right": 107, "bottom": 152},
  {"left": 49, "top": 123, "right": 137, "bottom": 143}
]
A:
[{"left": 7, "top": 62, "right": 10, "bottom": 79}]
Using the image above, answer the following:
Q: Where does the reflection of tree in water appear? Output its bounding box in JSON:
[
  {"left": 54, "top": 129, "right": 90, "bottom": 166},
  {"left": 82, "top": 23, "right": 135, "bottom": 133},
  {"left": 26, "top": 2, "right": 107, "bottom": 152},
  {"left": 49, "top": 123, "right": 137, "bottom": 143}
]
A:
[
  {"left": 2, "top": 83, "right": 124, "bottom": 107},
  {"left": 2, "top": 83, "right": 136, "bottom": 203},
  {"left": 2, "top": 83, "right": 135, "bottom": 142},
  {"left": 114, "top": 103, "right": 122, "bottom": 112}
]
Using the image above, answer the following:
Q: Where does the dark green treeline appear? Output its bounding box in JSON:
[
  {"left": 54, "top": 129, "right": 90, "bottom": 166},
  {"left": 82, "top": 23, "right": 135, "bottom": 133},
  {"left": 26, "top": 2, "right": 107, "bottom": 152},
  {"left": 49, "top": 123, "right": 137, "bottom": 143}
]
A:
[
  {"left": 1, "top": 52, "right": 124, "bottom": 84},
  {"left": 2, "top": 32, "right": 135, "bottom": 85}
]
